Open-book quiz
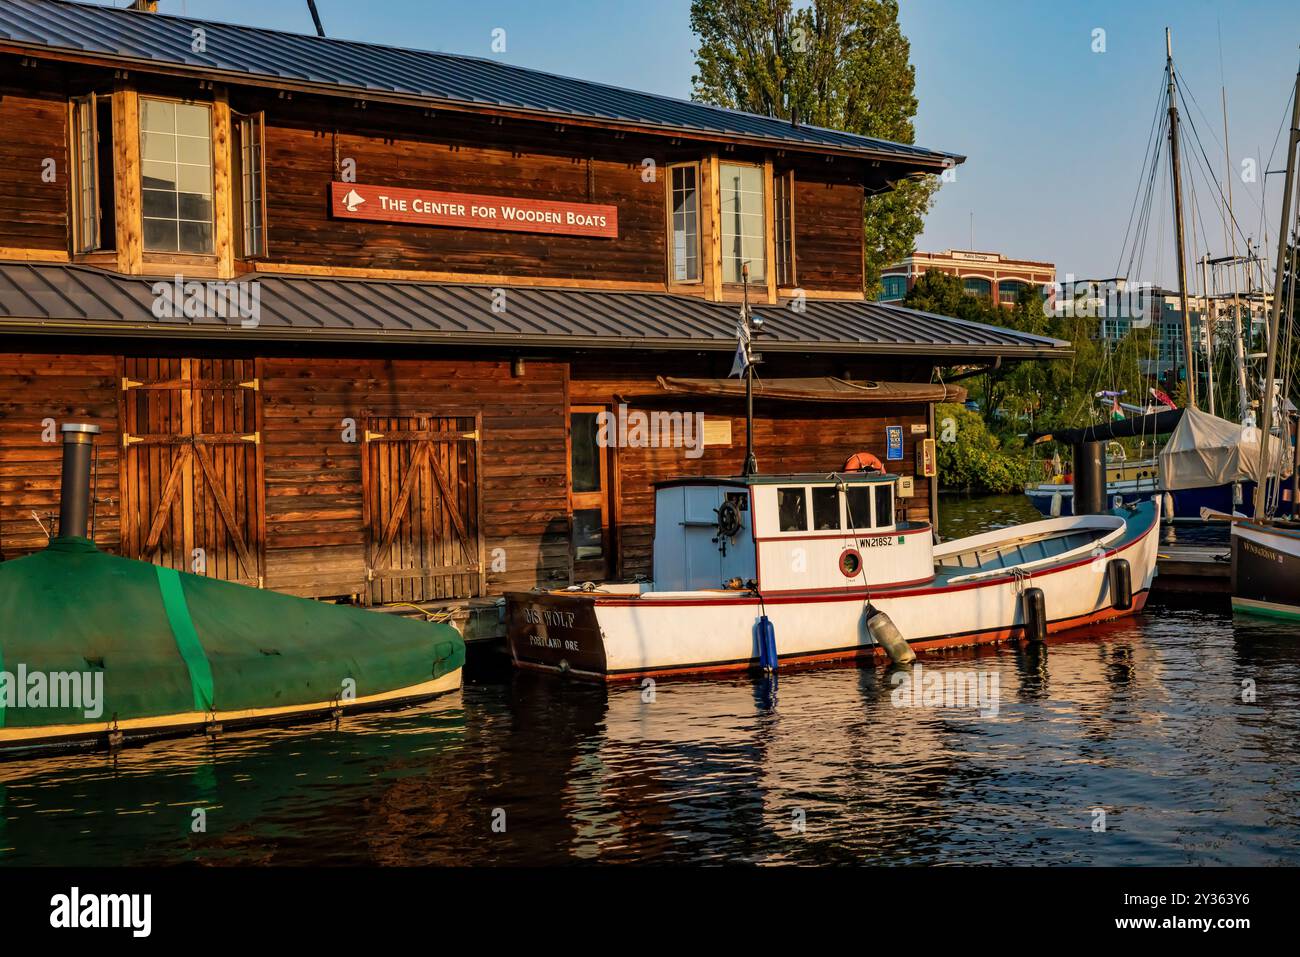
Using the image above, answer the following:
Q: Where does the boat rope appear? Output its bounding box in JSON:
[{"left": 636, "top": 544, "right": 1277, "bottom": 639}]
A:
[
  {"left": 1011, "top": 565, "right": 1032, "bottom": 596},
  {"left": 829, "top": 472, "right": 874, "bottom": 611},
  {"left": 155, "top": 566, "right": 215, "bottom": 714}
]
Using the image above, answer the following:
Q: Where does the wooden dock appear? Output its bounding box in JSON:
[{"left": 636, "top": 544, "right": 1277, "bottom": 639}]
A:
[{"left": 1154, "top": 541, "right": 1231, "bottom": 594}]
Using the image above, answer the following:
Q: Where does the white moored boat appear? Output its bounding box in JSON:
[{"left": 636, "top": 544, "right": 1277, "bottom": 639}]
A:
[{"left": 506, "top": 473, "right": 1161, "bottom": 680}]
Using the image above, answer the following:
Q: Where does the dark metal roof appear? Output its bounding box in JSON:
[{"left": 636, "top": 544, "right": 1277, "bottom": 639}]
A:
[
  {"left": 0, "top": 262, "right": 1070, "bottom": 360},
  {"left": 0, "top": 0, "right": 960, "bottom": 166}
]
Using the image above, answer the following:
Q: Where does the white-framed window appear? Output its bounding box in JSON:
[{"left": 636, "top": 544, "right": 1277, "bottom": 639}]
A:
[
  {"left": 720, "top": 162, "right": 766, "bottom": 284},
  {"left": 140, "top": 98, "right": 214, "bottom": 254},
  {"left": 668, "top": 163, "right": 700, "bottom": 283}
]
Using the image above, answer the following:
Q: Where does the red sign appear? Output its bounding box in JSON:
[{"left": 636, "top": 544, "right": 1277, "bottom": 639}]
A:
[{"left": 329, "top": 181, "right": 618, "bottom": 238}]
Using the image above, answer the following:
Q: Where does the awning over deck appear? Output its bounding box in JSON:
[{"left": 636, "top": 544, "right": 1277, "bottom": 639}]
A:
[{"left": 644, "top": 376, "right": 967, "bottom": 403}]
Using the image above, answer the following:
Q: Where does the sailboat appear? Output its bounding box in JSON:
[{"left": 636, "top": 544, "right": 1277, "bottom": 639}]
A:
[
  {"left": 1027, "top": 32, "right": 1288, "bottom": 522},
  {"left": 1230, "top": 52, "right": 1300, "bottom": 621}
]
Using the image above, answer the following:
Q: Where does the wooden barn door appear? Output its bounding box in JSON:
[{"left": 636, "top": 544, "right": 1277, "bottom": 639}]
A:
[
  {"left": 361, "top": 413, "right": 484, "bottom": 605},
  {"left": 119, "top": 357, "right": 265, "bottom": 587}
]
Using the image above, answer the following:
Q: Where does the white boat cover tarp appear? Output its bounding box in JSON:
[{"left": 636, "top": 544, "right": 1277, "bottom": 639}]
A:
[{"left": 1159, "top": 406, "right": 1291, "bottom": 489}]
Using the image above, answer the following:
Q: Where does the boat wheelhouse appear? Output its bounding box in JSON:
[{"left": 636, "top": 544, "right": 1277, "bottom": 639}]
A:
[{"left": 506, "top": 472, "right": 1161, "bottom": 680}]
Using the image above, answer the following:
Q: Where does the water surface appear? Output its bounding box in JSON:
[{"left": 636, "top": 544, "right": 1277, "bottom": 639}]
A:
[{"left": 2, "top": 496, "right": 1295, "bottom": 865}]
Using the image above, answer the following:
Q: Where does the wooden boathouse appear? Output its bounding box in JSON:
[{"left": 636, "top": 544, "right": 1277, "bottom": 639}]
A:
[{"left": 0, "top": 0, "right": 1069, "bottom": 621}]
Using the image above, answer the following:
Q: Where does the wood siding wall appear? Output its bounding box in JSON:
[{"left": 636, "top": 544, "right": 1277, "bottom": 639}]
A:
[
  {"left": 791, "top": 176, "right": 865, "bottom": 293},
  {"left": 0, "top": 68, "right": 69, "bottom": 256},
  {"left": 255, "top": 102, "right": 669, "bottom": 285},
  {"left": 0, "top": 354, "right": 121, "bottom": 558},
  {"left": 0, "top": 58, "right": 870, "bottom": 293},
  {"left": 258, "top": 355, "right": 569, "bottom": 598},
  {"left": 1, "top": 349, "right": 934, "bottom": 597}
]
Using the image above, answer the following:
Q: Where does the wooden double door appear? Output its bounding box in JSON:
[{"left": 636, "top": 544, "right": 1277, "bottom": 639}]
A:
[
  {"left": 118, "top": 357, "right": 265, "bottom": 586},
  {"left": 361, "top": 413, "right": 485, "bottom": 604}
]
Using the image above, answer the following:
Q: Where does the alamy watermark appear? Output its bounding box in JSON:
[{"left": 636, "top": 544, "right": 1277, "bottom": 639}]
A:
[
  {"left": 596, "top": 403, "right": 705, "bottom": 460},
  {"left": 151, "top": 274, "right": 261, "bottom": 328},
  {"left": 890, "top": 662, "right": 1000, "bottom": 718},
  {"left": 1045, "top": 275, "right": 1153, "bottom": 324},
  {"left": 0, "top": 665, "right": 103, "bottom": 719}
]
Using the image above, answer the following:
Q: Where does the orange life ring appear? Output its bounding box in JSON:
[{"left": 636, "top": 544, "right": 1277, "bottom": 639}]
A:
[{"left": 844, "top": 451, "right": 884, "bottom": 473}]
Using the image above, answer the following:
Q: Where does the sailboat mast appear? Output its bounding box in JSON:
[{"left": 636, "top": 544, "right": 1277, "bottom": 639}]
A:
[
  {"left": 1222, "top": 89, "right": 1252, "bottom": 421},
  {"left": 1252, "top": 53, "right": 1300, "bottom": 520},
  {"left": 1166, "top": 29, "right": 1198, "bottom": 409}
]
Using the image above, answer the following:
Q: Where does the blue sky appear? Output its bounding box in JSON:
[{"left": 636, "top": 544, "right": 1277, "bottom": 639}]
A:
[{"left": 91, "top": 0, "right": 1299, "bottom": 284}]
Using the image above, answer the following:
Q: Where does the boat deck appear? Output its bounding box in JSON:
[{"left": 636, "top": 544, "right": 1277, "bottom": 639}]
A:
[{"left": 935, "top": 530, "right": 1100, "bottom": 573}]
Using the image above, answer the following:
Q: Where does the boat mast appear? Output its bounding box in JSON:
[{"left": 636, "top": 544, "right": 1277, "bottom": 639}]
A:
[
  {"left": 1221, "top": 87, "right": 1252, "bottom": 421},
  {"left": 1201, "top": 254, "right": 1217, "bottom": 415},
  {"left": 1166, "top": 29, "right": 1198, "bottom": 409},
  {"left": 1252, "top": 52, "right": 1300, "bottom": 520}
]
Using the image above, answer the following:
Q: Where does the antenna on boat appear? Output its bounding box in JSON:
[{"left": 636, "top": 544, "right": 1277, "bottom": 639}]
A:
[
  {"left": 741, "top": 262, "right": 759, "bottom": 477},
  {"left": 1251, "top": 51, "right": 1300, "bottom": 521}
]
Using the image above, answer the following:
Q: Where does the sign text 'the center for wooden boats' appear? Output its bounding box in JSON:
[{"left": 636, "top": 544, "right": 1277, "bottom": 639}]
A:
[{"left": 329, "top": 181, "right": 619, "bottom": 238}]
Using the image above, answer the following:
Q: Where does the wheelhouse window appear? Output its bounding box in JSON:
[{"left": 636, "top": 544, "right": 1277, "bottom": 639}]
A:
[
  {"left": 720, "top": 162, "right": 766, "bottom": 284},
  {"left": 774, "top": 170, "right": 795, "bottom": 287},
  {"left": 70, "top": 94, "right": 115, "bottom": 253},
  {"left": 845, "top": 485, "right": 872, "bottom": 530},
  {"left": 235, "top": 112, "right": 267, "bottom": 258},
  {"left": 874, "top": 485, "right": 895, "bottom": 528},
  {"left": 811, "top": 486, "right": 840, "bottom": 531},
  {"left": 777, "top": 487, "right": 807, "bottom": 532},
  {"left": 669, "top": 163, "right": 700, "bottom": 283},
  {"left": 141, "top": 98, "right": 214, "bottom": 254}
]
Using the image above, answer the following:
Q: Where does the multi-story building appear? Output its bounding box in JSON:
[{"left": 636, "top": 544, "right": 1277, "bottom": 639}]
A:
[
  {"left": 879, "top": 249, "right": 1055, "bottom": 306},
  {"left": 0, "top": 0, "right": 1069, "bottom": 604}
]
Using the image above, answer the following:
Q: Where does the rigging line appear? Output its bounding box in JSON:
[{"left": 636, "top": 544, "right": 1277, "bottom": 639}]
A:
[
  {"left": 1116, "top": 73, "right": 1173, "bottom": 279},
  {"left": 1258, "top": 84, "right": 1297, "bottom": 275},
  {"left": 1182, "top": 71, "right": 1268, "bottom": 227},
  {"left": 1178, "top": 84, "right": 1258, "bottom": 254},
  {"left": 1128, "top": 109, "right": 1167, "bottom": 282}
]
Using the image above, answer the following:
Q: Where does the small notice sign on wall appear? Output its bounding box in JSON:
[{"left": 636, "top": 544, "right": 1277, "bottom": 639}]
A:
[
  {"left": 330, "top": 181, "right": 618, "bottom": 238},
  {"left": 703, "top": 418, "right": 733, "bottom": 446},
  {"left": 886, "top": 425, "right": 905, "bottom": 461}
]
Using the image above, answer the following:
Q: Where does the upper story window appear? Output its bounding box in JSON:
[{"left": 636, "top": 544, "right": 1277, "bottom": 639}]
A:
[
  {"left": 720, "top": 162, "right": 765, "bottom": 284},
  {"left": 236, "top": 112, "right": 267, "bottom": 258},
  {"left": 669, "top": 163, "right": 700, "bottom": 283},
  {"left": 773, "top": 170, "right": 794, "bottom": 287},
  {"left": 140, "top": 98, "right": 214, "bottom": 254},
  {"left": 70, "top": 94, "right": 115, "bottom": 253},
  {"left": 963, "top": 276, "right": 992, "bottom": 299}
]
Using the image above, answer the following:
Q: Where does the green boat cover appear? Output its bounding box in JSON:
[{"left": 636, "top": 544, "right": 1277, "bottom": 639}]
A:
[{"left": 0, "top": 538, "right": 464, "bottom": 729}]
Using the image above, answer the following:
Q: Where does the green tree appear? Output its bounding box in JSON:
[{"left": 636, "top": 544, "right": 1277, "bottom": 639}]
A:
[{"left": 689, "top": 0, "right": 939, "bottom": 294}]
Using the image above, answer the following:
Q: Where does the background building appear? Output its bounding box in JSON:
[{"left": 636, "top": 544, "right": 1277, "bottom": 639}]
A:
[{"left": 879, "top": 249, "right": 1055, "bottom": 305}]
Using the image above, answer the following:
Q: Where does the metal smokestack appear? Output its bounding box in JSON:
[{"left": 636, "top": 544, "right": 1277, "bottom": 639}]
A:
[{"left": 58, "top": 423, "right": 101, "bottom": 540}]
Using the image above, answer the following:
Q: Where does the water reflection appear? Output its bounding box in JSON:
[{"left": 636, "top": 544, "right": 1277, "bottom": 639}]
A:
[{"left": 1, "top": 497, "right": 1297, "bottom": 866}]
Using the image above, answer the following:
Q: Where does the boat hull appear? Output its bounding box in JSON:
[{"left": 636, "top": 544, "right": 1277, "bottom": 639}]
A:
[
  {"left": 508, "top": 505, "right": 1160, "bottom": 681},
  {"left": 0, "top": 668, "right": 462, "bottom": 757},
  {"left": 1026, "top": 481, "right": 1251, "bottom": 518},
  {"left": 1231, "top": 521, "right": 1300, "bottom": 621}
]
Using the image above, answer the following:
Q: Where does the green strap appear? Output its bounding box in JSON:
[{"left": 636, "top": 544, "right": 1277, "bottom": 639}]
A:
[
  {"left": 156, "top": 566, "right": 215, "bottom": 713},
  {"left": 0, "top": 636, "right": 5, "bottom": 729}
]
